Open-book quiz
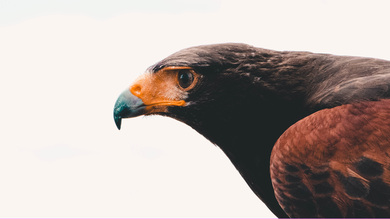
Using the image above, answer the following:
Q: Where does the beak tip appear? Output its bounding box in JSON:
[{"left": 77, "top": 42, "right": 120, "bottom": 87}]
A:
[
  {"left": 113, "top": 89, "right": 145, "bottom": 130},
  {"left": 114, "top": 115, "right": 122, "bottom": 130}
]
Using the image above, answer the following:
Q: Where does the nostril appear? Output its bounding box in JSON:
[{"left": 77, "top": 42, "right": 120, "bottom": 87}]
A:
[{"left": 130, "top": 85, "right": 142, "bottom": 96}]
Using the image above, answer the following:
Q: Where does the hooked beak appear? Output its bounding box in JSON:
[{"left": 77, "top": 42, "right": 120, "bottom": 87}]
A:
[
  {"left": 114, "top": 66, "right": 192, "bottom": 130},
  {"left": 113, "top": 89, "right": 145, "bottom": 130}
]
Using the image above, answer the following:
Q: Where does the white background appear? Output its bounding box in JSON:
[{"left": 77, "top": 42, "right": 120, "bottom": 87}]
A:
[{"left": 1, "top": 0, "right": 390, "bottom": 217}]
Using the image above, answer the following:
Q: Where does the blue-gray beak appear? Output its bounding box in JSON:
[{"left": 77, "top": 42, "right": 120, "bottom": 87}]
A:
[{"left": 113, "top": 89, "right": 146, "bottom": 130}]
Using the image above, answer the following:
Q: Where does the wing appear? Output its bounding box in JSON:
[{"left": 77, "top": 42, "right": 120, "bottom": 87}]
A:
[
  {"left": 309, "top": 73, "right": 390, "bottom": 109},
  {"left": 270, "top": 99, "right": 390, "bottom": 218},
  {"left": 306, "top": 56, "right": 390, "bottom": 109}
]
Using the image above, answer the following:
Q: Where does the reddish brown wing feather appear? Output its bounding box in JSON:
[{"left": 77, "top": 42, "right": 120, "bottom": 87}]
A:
[{"left": 270, "top": 99, "right": 390, "bottom": 218}]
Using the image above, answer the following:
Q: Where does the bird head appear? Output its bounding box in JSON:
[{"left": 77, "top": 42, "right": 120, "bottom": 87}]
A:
[
  {"left": 114, "top": 43, "right": 307, "bottom": 146},
  {"left": 116, "top": 44, "right": 255, "bottom": 124}
]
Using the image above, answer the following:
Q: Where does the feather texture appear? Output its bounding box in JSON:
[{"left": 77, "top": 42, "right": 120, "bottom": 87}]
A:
[{"left": 271, "top": 99, "right": 390, "bottom": 217}]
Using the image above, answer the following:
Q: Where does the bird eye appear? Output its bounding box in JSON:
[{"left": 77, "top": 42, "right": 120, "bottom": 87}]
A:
[{"left": 178, "top": 69, "right": 194, "bottom": 89}]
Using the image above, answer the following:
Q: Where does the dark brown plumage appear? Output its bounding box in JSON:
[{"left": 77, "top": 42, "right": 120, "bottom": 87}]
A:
[{"left": 113, "top": 43, "right": 390, "bottom": 218}]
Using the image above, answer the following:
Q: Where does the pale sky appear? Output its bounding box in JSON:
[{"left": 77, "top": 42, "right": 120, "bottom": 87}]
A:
[{"left": 1, "top": 0, "right": 390, "bottom": 217}]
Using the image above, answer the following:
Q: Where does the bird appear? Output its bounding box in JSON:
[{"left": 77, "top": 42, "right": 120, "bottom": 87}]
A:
[{"left": 113, "top": 43, "right": 390, "bottom": 218}]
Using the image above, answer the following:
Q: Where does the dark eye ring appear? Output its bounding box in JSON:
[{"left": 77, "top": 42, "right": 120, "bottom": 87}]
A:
[{"left": 178, "top": 69, "right": 195, "bottom": 89}]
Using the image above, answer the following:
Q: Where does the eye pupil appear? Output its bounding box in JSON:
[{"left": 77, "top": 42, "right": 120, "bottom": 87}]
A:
[{"left": 178, "top": 70, "right": 194, "bottom": 89}]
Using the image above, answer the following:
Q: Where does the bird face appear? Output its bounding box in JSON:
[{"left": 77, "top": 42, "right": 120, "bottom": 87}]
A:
[
  {"left": 114, "top": 43, "right": 284, "bottom": 133},
  {"left": 113, "top": 66, "right": 202, "bottom": 129}
]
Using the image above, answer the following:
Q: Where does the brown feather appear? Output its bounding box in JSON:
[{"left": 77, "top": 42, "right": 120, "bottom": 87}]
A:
[{"left": 271, "top": 99, "right": 390, "bottom": 217}]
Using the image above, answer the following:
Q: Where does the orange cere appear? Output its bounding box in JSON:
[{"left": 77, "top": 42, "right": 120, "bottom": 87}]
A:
[{"left": 129, "top": 67, "right": 190, "bottom": 113}]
